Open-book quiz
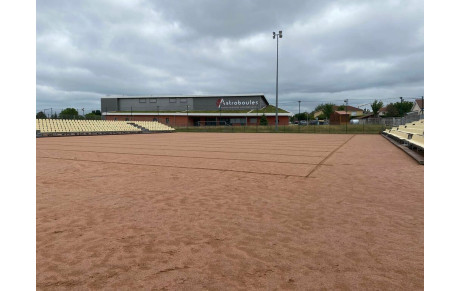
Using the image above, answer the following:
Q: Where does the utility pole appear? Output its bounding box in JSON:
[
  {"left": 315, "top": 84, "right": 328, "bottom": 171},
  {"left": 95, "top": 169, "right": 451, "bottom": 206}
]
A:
[
  {"left": 186, "top": 105, "right": 189, "bottom": 128},
  {"left": 344, "top": 99, "right": 349, "bottom": 133},
  {"left": 272, "top": 30, "right": 283, "bottom": 131},
  {"left": 298, "top": 100, "right": 301, "bottom": 130}
]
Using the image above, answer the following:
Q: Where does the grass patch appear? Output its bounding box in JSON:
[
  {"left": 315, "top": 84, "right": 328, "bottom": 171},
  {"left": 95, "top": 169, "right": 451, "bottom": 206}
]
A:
[{"left": 174, "top": 124, "right": 387, "bottom": 134}]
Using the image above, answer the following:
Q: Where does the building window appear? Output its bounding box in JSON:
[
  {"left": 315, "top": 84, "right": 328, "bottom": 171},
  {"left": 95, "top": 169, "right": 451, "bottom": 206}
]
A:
[
  {"left": 180, "top": 98, "right": 187, "bottom": 103},
  {"left": 169, "top": 98, "right": 177, "bottom": 103},
  {"left": 149, "top": 98, "right": 157, "bottom": 103},
  {"left": 166, "top": 118, "right": 170, "bottom": 124},
  {"left": 250, "top": 118, "right": 257, "bottom": 123},
  {"left": 139, "top": 98, "right": 146, "bottom": 103},
  {"left": 153, "top": 118, "right": 158, "bottom": 122}
]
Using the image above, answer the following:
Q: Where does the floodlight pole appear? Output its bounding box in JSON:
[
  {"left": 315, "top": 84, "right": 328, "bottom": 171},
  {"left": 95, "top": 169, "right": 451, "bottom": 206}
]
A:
[
  {"left": 298, "top": 100, "right": 301, "bottom": 129},
  {"left": 344, "top": 99, "right": 349, "bottom": 133},
  {"left": 273, "top": 30, "right": 282, "bottom": 131},
  {"left": 186, "top": 105, "right": 189, "bottom": 128}
]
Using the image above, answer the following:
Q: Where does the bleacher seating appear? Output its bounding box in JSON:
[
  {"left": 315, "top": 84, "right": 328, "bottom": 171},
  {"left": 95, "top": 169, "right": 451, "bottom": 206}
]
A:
[
  {"left": 132, "top": 121, "right": 175, "bottom": 132},
  {"left": 36, "top": 119, "right": 175, "bottom": 136},
  {"left": 382, "top": 119, "right": 424, "bottom": 150}
]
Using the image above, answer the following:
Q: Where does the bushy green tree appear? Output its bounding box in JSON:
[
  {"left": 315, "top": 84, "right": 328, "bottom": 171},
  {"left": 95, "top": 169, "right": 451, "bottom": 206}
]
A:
[
  {"left": 371, "top": 100, "right": 384, "bottom": 117},
  {"left": 385, "top": 103, "right": 400, "bottom": 117},
  {"left": 384, "top": 101, "right": 413, "bottom": 117},
  {"left": 293, "top": 112, "right": 309, "bottom": 122},
  {"left": 59, "top": 108, "right": 79, "bottom": 119},
  {"left": 322, "top": 103, "right": 335, "bottom": 120},
  {"left": 85, "top": 113, "right": 102, "bottom": 120},
  {"left": 260, "top": 114, "right": 268, "bottom": 126},
  {"left": 36, "top": 111, "right": 47, "bottom": 119},
  {"left": 394, "top": 101, "right": 413, "bottom": 116}
]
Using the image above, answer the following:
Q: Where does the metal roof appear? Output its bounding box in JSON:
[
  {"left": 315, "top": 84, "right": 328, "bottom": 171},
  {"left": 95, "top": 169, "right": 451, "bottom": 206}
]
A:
[{"left": 102, "top": 93, "right": 269, "bottom": 105}]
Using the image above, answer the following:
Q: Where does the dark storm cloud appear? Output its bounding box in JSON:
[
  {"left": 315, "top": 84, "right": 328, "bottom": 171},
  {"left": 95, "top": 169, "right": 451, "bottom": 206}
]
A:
[{"left": 36, "top": 0, "right": 423, "bottom": 113}]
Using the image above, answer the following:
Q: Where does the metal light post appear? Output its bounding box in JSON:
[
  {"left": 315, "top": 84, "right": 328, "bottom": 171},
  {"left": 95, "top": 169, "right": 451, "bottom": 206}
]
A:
[
  {"left": 186, "top": 105, "right": 189, "bottom": 128},
  {"left": 82, "top": 108, "right": 85, "bottom": 119},
  {"left": 273, "top": 30, "right": 283, "bottom": 131},
  {"left": 344, "top": 99, "right": 349, "bottom": 133},
  {"left": 298, "top": 100, "right": 301, "bottom": 130},
  {"left": 43, "top": 108, "right": 51, "bottom": 118}
]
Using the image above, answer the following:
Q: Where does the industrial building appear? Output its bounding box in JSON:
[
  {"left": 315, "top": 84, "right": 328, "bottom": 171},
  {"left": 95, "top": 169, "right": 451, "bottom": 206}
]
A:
[{"left": 101, "top": 94, "right": 291, "bottom": 126}]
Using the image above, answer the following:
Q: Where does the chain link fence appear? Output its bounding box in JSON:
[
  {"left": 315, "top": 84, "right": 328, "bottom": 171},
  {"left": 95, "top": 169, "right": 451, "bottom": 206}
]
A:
[{"left": 357, "top": 113, "right": 423, "bottom": 127}]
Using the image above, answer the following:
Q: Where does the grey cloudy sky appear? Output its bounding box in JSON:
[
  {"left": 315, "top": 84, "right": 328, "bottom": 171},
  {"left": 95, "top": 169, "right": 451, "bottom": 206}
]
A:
[{"left": 36, "top": 0, "right": 423, "bottom": 113}]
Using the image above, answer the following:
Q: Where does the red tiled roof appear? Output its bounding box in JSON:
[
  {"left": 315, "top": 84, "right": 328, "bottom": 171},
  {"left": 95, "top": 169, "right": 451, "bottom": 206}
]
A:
[{"left": 415, "top": 99, "right": 424, "bottom": 109}]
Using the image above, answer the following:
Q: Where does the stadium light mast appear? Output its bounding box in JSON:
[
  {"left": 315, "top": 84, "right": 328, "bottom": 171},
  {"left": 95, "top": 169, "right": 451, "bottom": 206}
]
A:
[
  {"left": 273, "top": 30, "right": 282, "bottom": 131},
  {"left": 186, "top": 105, "right": 189, "bottom": 128},
  {"left": 344, "top": 99, "right": 349, "bottom": 133},
  {"left": 298, "top": 100, "right": 301, "bottom": 129}
]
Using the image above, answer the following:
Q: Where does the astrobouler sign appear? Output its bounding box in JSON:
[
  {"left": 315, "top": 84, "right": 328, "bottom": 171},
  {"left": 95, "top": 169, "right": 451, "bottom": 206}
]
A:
[{"left": 216, "top": 98, "right": 261, "bottom": 110}]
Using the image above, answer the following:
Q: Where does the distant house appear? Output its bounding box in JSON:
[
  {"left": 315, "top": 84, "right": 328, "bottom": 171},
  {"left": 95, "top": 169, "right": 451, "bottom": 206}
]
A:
[
  {"left": 355, "top": 113, "right": 375, "bottom": 119},
  {"left": 378, "top": 106, "right": 388, "bottom": 116},
  {"left": 314, "top": 105, "right": 364, "bottom": 118},
  {"left": 329, "top": 111, "right": 350, "bottom": 125},
  {"left": 411, "top": 99, "right": 424, "bottom": 115}
]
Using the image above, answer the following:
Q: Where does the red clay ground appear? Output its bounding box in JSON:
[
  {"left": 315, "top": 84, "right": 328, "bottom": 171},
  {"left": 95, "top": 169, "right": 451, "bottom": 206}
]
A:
[{"left": 36, "top": 133, "right": 423, "bottom": 290}]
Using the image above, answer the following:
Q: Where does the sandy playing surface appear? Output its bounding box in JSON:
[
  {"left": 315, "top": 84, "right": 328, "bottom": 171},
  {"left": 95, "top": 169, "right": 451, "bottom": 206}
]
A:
[{"left": 36, "top": 133, "right": 423, "bottom": 290}]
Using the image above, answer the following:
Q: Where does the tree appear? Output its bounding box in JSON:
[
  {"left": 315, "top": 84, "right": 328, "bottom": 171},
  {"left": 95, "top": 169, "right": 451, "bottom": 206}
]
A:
[
  {"left": 292, "top": 112, "right": 308, "bottom": 122},
  {"left": 337, "top": 105, "right": 345, "bottom": 111},
  {"left": 59, "top": 108, "right": 79, "bottom": 119},
  {"left": 394, "top": 101, "right": 413, "bottom": 116},
  {"left": 91, "top": 110, "right": 101, "bottom": 115},
  {"left": 260, "top": 114, "right": 268, "bottom": 126},
  {"left": 384, "top": 101, "right": 413, "bottom": 117},
  {"left": 371, "top": 100, "right": 384, "bottom": 117},
  {"left": 36, "top": 111, "right": 47, "bottom": 119},
  {"left": 322, "top": 103, "right": 335, "bottom": 120},
  {"left": 385, "top": 103, "right": 400, "bottom": 117},
  {"left": 85, "top": 112, "right": 102, "bottom": 120}
]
